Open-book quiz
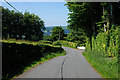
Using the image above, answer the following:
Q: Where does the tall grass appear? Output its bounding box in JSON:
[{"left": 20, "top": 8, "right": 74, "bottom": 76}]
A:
[{"left": 82, "top": 50, "right": 118, "bottom": 78}]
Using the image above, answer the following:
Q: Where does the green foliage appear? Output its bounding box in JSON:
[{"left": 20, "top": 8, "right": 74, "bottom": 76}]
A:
[
  {"left": 85, "top": 38, "right": 91, "bottom": 51},
  {"left": 2, "top": 40, "right": 65, "bottom": 80},
  {"left": 43, "top": 35, "right": 53, "bottom": 41},
  {"left": 60, "top": 40, "right": 77, "bottom": 48},
  {"left": 94, "top": 32, "right": 109, "bottom": 55},
  {"left": 66, "top": 29, "right": 87, "bottom": 46},
  {"left": 66, "top": 2, "right": 102, "bottom": 38},
  {"left": 101, "top": 3, "right": 120, "bottom": 25},
  {"left": 83, "top": 25, "right": 119, "bottom": 78},
  {"left": 51, "top": 26, "right": 66, "bottom": 41},
  {"left": 52, "top": 40, "right": 61, "bottom": 46},
  {"left": 66, "top": 2, "right": 120, "bottom": 50},
  {"left": 2, "top": 39, "right": 61, "bottom": 48},
  {"left": 85, "top": 25, "right": 119, "bottom": 58},
  {"left": 2, "top": 6, "right": 45, "bottom": 41},
  {"left": 38, "top": 40, "right": 52, "bottom": 44},
  {"left": 82, "top": 50, "right": 118, "bottom": 78},
  {"left": 65, "top": 2, "right": 120, "bottom": 79},
  {"left": 108, "top": 25, "right": 119, "bottom": 57}
]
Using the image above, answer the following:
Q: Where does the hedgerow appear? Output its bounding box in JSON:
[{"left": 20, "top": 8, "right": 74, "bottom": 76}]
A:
[
  {"left": 2, "top": 40, "right": 65, "bottom": 80},
  {"left": 60, "top": 40, "right": 78, "bottom": 48}
]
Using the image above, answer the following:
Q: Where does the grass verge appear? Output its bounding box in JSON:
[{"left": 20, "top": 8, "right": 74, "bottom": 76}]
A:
[
  {"left": 82, "top": 50, "right": 118, "bottom": 79},
  {"left": 62, "top": 45, "right": 77, "bottom": 49},
  {"left": 13, "top": 51, "right": 66, "bottom": 79}
]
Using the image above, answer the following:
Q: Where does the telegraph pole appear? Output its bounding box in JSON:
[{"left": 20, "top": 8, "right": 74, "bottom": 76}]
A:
[
  {"left": 59, "top": 26, "right": 61, "bottom": 47},
  {"left": 59, "top": 27, "right": 60, "bottom": 43}
]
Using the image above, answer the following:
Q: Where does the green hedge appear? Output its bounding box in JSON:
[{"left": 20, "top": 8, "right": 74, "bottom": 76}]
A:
[
  {"left": 2, "top": 42, "right": 64, "bottom": 79},
  {"left": 60, "top": 40, "right": 77, "bottom": 48},
  {"left": 52, "top": 40, "right": 61, "bottom": 46}
]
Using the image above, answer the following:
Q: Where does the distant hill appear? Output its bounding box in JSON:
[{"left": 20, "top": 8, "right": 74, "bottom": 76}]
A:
[{"left": 43, "top": 26, "right": 70, "bottom": 36}]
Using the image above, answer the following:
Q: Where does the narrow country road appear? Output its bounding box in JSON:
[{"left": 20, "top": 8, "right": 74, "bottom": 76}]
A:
[{"left": 16, "top": 46, "right": 102, "bottom": 79}]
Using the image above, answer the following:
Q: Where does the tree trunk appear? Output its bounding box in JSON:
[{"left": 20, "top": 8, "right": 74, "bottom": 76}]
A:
[
  {"left": 110, "top": 3, "right": 114, "bottom": 28},
  {"left": 103, "top": 6, "right": 106, "bottom": 32},
  {"left": 92, "top": 20, "right": 96, "bottom": 37}
]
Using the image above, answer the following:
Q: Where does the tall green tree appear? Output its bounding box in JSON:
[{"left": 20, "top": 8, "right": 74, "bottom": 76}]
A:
[
  {"left": 101, "top": 2, "right": 120, "bottom": 34},
  {"left": 22, "top": 11, "right": 45, "bottom": 41},
  {"left": 65, "top": 2, "right": 102, "bottom": 48},
  {"left": 65, "top": 2, "right": 120, "bottom": 49},
  {"left": 51, "top": 26, "right": 65, "bottom": 41},
  {"left": 66, "top": 28, "right": 87, "bottom": 45},
  {"left": 66, "top": 2, "right": 102, "bottom": 38},
  {"left": 2, "top": 7, "right": 45, "bottom": 41},
  {"left": 2, "top": 7, "right": 24, "bottom": 39}
]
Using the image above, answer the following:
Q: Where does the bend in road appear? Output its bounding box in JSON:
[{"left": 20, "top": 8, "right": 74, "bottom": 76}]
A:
[{"left": 16, "top": 46, "right": 102, "bottom": 79}]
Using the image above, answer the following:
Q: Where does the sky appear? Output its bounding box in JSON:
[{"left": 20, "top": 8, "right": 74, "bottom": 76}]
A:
[{"left": 2, "top": 2, "right": 69, "bottom": 27}]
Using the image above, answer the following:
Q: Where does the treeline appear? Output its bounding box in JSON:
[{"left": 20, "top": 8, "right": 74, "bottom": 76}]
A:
[
  {"left": 65, "top": 2, "right": 120, "bottom": 78},
  {"left": 65, "top": 28, "right": 87, "bottom": 46},
  {"left": 65, "top": 2, "right": 120, "bottom": 56},
  {"left": 65, "top": 2, "right": 120, "bottom": 37},
  {"left": 2, "top": 6, "right": 45, "bottom": 41},
  {"left": 43, "top": 26, "right": 86, "bottom": 47}
]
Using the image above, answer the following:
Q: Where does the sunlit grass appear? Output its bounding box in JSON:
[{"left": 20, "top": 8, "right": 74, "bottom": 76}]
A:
[
  {"left": 13, "top": 51, "right": 66, "bottom": 79},
  {"left": 82, "top": 50, "right": 118, "bottom": 78},
  {"left": 62, "top": 45, "right": 77, "bottom": 49},
  {"left": 60, "top": 40, "right": 78, "bottom": 48},
  {"left": 2, "top": 39, "right": 59, "bottom": 47}
]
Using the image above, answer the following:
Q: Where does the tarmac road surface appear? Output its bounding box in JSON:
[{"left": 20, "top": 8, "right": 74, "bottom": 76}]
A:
[{"left": 17, "top": 46, "right": 102, "bottom": 79}]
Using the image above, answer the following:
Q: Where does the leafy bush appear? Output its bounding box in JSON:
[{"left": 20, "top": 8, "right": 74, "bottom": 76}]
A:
[
  {"left": 85, "top": 25, "right": 119, "bottom": 57},
  {"left": 52, "top": 40, "right": 61, "bottom": 46},
  {"left": 43, "top": 35, "right": 53, "bottom": 41},
  {"left": 60, "top": 40, "right": 77, "bottom": 48},
  {"left": 85, "top": 38, "right": 91, "bottom": 51},
  {"left": 95, "top": 32, "right": 109, "bottom": 55},
  {"left": 83, "top": 25, "right": 119, "bottom": 78},
  {"left": 107, "top": 25, "right": 119, "bottom": 57},
  {"left": 2, "top": 7, "right": 45, "bottom": 41},
  {"left": 51, "top": 26, "right": 65, "bottom": 41}
]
